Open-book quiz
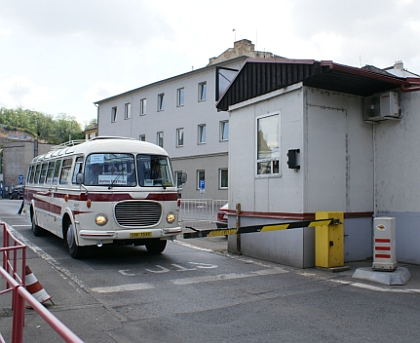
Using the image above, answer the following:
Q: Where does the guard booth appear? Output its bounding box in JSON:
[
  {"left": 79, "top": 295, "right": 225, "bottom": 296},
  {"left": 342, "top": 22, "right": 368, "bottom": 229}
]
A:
[{"left": 213, "top": 59, "right": 408, "bottom": 268}]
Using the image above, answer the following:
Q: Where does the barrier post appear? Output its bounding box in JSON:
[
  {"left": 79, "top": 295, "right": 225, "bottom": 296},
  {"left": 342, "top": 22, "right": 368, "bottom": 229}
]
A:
[
  {"left": 234, "top": 203, "right": 242, "bottom": 254},
  {"left": 315, "top": 211, "right": 344, "bottom": 268}
]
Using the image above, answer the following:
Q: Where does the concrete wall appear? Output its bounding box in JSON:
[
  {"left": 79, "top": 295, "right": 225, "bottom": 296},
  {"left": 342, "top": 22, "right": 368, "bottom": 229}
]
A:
[
  {"left": 374, "top": 91, "right": 420, "bottom": 264},
  {"left": 305, "top": 88, "right": 374, "bottom": 212},
  {"left": 3, "top": 141, "right": 53, "bottom": 187}
]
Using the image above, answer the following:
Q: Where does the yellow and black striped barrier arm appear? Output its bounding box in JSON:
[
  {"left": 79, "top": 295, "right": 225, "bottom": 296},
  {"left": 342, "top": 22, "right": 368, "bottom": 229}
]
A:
[{"left": 183, "top": 218, "right": 340, "bottom": 239}]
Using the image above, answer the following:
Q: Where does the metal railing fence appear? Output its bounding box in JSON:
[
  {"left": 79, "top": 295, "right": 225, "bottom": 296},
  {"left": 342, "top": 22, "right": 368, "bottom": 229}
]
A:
[
  {"left": 179, "top": 199, "right": 227, "bottom": 220},
  {"left": 0, "top": 222, "right": 84, "bottom": 343}
]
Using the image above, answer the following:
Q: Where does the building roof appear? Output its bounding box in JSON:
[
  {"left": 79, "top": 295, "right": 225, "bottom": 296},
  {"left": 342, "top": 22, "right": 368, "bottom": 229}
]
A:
[
  {"left": 94, "top": 39, "right": 280, "bottom": 105},
  {"left": 216, "top": 58, "right": 420, "bottom": 111}
]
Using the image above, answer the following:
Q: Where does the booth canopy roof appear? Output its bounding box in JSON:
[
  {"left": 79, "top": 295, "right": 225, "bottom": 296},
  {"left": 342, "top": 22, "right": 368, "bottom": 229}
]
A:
[{"left": 216, "top": 58, "right": 411, "bottom": 111}]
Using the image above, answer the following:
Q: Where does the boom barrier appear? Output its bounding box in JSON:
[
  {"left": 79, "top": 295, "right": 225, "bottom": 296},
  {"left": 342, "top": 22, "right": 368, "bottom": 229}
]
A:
[{"left": 183, "top": 217, "right": 341, "bottom": 239}]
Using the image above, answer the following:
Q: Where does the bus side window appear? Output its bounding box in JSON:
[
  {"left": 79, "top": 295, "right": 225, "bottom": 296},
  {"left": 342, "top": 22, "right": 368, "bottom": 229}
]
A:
[
  {"left": 27, "top": 165, "right": 34, "bottom": 184},
  {"left": 72, "top": 156, "right": 84, "bottom": 184},
  {"left": 39, "top": 163, "right": 48, "bottom": 184},
  {"left": 46, "top": 162, "right": 55, "bottom": 184},
  {"left": 53, "top": 160, "right": 62, "bottom": 185},
  {"left": 59, "top": 159, "right": 73, "bottom": 185},
  {"left": 33, "top": 164, "right": 41, "bottom": 184}
]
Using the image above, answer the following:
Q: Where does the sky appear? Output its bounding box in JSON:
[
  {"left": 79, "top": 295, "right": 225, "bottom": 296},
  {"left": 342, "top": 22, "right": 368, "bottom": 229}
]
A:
[{"left": 1, "top": 0, "right": 419, "bottom": 128}]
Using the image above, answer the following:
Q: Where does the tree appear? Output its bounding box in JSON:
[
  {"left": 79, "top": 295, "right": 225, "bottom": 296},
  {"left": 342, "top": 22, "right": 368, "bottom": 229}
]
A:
[{"left": 0, "top": 106, "right": 84, "bottom": 144}]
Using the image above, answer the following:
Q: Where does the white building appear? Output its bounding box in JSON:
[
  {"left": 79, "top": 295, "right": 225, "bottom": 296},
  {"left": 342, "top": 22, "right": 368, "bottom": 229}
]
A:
[
  {"left": 95, "top": 40, "right": 280, "bottom": 200},
  {"left": 216, "top": 58, "right": 420, "bottom": 267}
]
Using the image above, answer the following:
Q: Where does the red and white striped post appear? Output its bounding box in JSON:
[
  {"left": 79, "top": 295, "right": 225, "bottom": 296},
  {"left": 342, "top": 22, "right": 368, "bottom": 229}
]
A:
[{"left": 372, "top": 217, "right": 397, "bottom": 271}]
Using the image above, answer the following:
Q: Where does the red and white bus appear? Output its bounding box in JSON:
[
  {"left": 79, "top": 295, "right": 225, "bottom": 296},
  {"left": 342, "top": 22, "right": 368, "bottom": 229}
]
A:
[{"left": 24, "top": 136, "right": 186, "bottom": 258}]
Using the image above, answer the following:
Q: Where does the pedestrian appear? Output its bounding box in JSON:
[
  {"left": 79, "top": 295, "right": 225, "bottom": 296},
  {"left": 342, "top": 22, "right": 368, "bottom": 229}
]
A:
[{"left": 18, "top": 199, "right": 24, "bottom": 214}]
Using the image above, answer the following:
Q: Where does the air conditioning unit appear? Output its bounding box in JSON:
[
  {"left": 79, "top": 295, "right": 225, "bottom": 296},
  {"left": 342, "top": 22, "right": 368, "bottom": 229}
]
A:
[{"left": 363, "top": 91, "right": 402, "bottom": 122}]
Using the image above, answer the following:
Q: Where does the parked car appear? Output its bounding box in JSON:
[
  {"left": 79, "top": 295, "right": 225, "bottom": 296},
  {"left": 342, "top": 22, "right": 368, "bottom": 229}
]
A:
[
  {"left": 216, "top": 203, "right": 229, "bottom": 229},
  {"left": 9, "top": 185, "right": 24, "bottom": 200}
]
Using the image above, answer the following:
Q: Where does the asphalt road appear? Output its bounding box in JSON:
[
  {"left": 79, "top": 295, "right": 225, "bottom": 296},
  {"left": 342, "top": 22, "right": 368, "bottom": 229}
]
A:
[{"left": 1, "top": 199, "right": 420, "bottom": 342}]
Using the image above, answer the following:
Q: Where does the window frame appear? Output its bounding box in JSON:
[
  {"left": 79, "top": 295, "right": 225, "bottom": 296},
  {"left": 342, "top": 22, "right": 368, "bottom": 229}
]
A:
[
  {"left": 197, "top": 170, "right": 205, "bottom": 190},
  {"left": 157, "top": 93, "right": 164, "bottom": 111},
  {"left": 176, "top": 128, "right": 184, "bottom": 147},
  {"left": 157, "top": 131, "right": 164, "bottom": 147},
  {"left": 198, "top": 124, "right": 206, "bottom": 144},
  {"left": 111, "top": 106, "right": 117, "bottom": 122},
  {"left": 198, "top": 82, "right": 207, "bottom": 102},
  {"left": 177, "top": 88, "right": 185, "bottom": 107},
  {"left": 256, "top": 112, "right": 281, "bottom": 177},
  {"left": 220, "top": 120, "right": 229, "bottom": 141},
  {"left": 140, "top": 98, "right": 147, "bottom": 115},
  {"left": 219, "top": 168, "right": 228, "bottom": 189},
  {"left": 124, "top": 102, "right": 131, "bottom": 120}
]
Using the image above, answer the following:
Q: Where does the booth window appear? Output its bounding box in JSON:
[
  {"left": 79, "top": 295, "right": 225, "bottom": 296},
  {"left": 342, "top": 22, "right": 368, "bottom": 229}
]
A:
[{"left": 256, "top": 113, "right": 280, "bottom": 175}]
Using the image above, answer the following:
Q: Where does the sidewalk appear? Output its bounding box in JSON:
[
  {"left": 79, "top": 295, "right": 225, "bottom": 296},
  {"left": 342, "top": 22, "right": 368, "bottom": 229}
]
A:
[{"left": 2, "top": 225, "right": 420, "bottom": 342}]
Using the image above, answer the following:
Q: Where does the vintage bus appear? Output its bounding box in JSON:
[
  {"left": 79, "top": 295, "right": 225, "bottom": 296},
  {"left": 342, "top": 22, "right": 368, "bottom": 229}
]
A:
[{"left": 24, "top": 136, "right": 186, "bottom": 258}]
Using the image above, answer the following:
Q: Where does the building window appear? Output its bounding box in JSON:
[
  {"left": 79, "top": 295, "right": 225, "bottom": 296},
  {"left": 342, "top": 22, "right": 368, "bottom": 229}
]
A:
[
  {"left": 198, "top": 124, "right": 206, "bottom": 144},
  {"left": 139, "top": 134, "right": 145, "bottom": 141},
  {"left": 197, "top": 170, "right": 205, "bottom": 190},
  {"left": 124, "top": 102, "right": 131, "bottom": 120},
  {"left": 219, "top": 169, "right": 228, "bottom": 189},
  {"left": 157, "top": 131, "right": 164, "bottom": 147},
  {"left": 158, "top": 93, "right": 164, "bottom": 111},
  {"left": 256, "top": 113, "right": 280, "bottom": 175},
  {"left": 220, "top": 120, "right": 229, "bottom": 141},
  {"left": 198, "top": 82, "right": 207, "bottom": 102},
  {"left": 177, "top": 88, "right": 184, "bottom": 107},
  {"left": 111, "top": 106, "right": 117, "bottom": 122},
  {"left": 140, "top": 98, "right": 146, "bottom": 115},
  {"left": 176, "top": 128, "right": 184, "bottom": 147}
]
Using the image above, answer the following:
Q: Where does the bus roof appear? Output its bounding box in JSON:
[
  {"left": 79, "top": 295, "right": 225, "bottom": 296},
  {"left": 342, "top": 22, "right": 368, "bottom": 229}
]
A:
[{"left": 31, "top": 136, "right": 169, "bottom": 163}]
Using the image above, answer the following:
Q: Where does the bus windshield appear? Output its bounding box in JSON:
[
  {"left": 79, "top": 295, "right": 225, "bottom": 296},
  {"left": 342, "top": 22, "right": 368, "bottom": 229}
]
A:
[{"left": 84, "top": 153, "right": 174, "bottom": 187}]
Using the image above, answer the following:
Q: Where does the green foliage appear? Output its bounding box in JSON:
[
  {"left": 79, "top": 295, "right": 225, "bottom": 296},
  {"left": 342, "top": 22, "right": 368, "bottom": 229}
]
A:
[{"left": 0, "top": 107, "right": 85, "bottom": 144}]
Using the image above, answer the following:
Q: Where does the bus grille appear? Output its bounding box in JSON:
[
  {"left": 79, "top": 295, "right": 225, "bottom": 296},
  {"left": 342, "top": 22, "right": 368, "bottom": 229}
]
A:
[{"left": 114, "top": 201, "right": 162, "bottom": 227}]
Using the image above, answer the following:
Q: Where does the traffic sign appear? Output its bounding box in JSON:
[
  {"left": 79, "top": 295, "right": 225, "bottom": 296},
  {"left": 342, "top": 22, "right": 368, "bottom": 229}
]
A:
[
  {"left": 18, "top": 174, "right": 24, "bottom": 185},
  {"left": 199, "top": 180, "right": 205, "bottom": 190}
]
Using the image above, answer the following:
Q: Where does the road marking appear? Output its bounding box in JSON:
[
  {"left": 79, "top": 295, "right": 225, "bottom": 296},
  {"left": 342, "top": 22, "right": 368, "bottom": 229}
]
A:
[
  {"left": 7, "top": 224, "right": 31, "bottom": 227},
  {"left": 3, "top": 224, "right": 87, "bottom": 290},
  {"left": 172, "top": 267, "right": 288, "bottom": 285},
  {"left": 145, "top": 265, "right": 170, "bottom": 273},
  {"left": 174, "top": 239, "right": 213, "bottom": 252},
  {"left": 331, "top": 279, "right": 420, "bottom": 293},
  {"left": 188, "top": 262, "right": 218, "bottom": 269},
  {"left": 91, "top": 283, "right": 154, "bottom": 293}
]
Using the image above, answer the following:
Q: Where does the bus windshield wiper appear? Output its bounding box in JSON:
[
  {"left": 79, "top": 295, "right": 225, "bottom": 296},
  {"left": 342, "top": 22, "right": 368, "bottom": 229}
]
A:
[{"left": 108, "top": 168, "right": 125, "bottom": 189}]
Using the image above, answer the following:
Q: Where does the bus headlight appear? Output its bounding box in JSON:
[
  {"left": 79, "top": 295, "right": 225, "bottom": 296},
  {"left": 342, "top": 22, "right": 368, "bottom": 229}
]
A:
[
  {"left": 95, "top": 214, "right": 108, "bottom": 226},
  {"left": 166, "top": 213, "right": 176, "bottom": 224}
]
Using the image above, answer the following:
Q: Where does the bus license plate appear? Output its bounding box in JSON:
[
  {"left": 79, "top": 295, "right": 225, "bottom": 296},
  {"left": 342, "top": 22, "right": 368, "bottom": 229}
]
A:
[{"left": 130, "top": 232, "right": 152, "bottom": 238}]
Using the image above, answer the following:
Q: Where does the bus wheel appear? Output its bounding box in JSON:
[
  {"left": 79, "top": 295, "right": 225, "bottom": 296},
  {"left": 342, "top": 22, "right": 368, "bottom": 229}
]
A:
[
  {"left": 31, "top": 213, "right": 45, "bottom": 237},
  {"left": 66, "top": 223, "right": 85, "bottom": 259},
  {"left": 145, "top": 239, "right": 167, "bottom": 254}
]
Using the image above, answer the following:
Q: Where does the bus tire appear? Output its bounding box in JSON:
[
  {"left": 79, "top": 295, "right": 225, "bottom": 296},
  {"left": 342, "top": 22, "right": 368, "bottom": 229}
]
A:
[
  {"left": 145, "top": 239, "right": 167, "bottom": 254},
  {"left": 31, "top": 213, "right": 45, "bottom": 237},
  {"left": 66, "top": 222, "right": 85, "bottom": 259}
]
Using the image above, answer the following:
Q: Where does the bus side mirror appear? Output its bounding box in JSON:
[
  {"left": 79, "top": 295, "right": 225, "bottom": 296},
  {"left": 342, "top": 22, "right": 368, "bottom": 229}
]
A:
[
  {"left": 76, "top": 173, "right": 84, "bottom": 185},
  {"left": 181, "top": 172, "right": 187, "bottom": 184}
]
